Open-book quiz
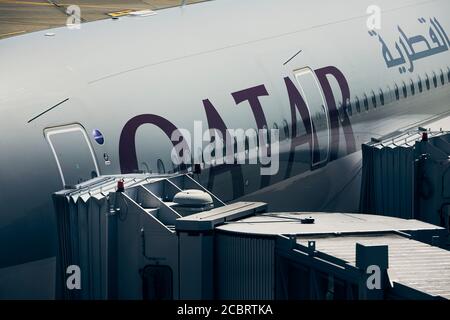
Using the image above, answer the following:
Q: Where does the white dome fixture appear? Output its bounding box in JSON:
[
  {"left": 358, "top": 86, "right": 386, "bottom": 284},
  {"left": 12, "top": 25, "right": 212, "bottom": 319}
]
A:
[{"left": 173, "top": 189, "right": 214, "bottom": 216}]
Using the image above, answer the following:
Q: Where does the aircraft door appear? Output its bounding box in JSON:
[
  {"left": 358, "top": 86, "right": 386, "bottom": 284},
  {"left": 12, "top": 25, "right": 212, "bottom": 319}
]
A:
[
  {"left": 293, "top": 67, "right": 330, "bottom": 168},
  {"left": 45, "top": 124, "right": 100, "bottom": 188}
]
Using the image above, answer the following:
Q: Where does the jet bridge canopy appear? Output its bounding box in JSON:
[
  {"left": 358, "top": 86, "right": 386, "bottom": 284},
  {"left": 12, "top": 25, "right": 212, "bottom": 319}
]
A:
[
  {"left": 217, "top": 212, "right": 449, "bottom": 300},
  {"left": 53, "top": 173, "right": 450, "bottom": 300},
  {"left": 294, "top": 234, "right": 450, "bottom": 299}
]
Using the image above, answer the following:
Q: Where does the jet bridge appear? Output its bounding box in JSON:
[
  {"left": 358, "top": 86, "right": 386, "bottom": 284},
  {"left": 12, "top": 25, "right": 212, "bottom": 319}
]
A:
[
  {"left": 360, "top": 129, "right": 450, "bottom": 234},
  {"left": 52, "top": 173, "right": 266, "bottom": 299},
  {"left": 53, "top": 173, "right": 450, "bottom": 300}
]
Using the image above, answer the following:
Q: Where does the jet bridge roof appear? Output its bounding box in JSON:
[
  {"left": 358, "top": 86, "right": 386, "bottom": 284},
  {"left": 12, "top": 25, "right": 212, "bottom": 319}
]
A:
[
  {"left": 218, "top": 212, "right": 450, "bottom": 299},
  {"left": 295, "top": 234, "right": 450, "bottom": 300},
  {"left": 216, "top": 212, "right": 444, "bottom": 236}
]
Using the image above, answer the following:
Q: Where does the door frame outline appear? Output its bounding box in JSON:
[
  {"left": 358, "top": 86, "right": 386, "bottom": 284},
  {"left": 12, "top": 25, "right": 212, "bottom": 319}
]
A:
[
  {"left": 44, "top": 123, "right": 100, "bottom": 187},
  {"left": 293, "top": 67, "right": 331, "bottom": 168}
]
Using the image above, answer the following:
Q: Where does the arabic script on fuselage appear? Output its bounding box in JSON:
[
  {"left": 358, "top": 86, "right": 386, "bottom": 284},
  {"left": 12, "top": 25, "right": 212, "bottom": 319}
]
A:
[{"left": 371, "top": 17, "right": 450, "bottom": 74}]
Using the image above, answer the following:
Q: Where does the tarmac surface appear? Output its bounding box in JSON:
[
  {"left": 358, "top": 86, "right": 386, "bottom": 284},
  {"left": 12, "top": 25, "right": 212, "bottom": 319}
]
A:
[{"left": 0, "top": 0, "right": 206, "bottom": 39}]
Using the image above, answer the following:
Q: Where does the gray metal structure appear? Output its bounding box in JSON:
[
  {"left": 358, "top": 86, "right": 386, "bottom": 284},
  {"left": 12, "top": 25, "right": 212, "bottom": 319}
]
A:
[
  {"left": 219, "top": 212, "right": 449, "bottom": 300},
  {"left": 360, "top": 130, "right": 450, "bottom": 231},
  {"left": 53, "top": 173, "right": 265, "bottom": 299},
  {"left": 53, "top": 173, "right": 450, "bottom": 300}
]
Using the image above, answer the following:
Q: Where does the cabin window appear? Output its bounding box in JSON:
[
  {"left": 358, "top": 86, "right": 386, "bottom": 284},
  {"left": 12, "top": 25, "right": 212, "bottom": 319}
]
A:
[
  {"left": 282, "top": 119, "right": 290, "bottom": 139},
  {"left": 244, "top": 136, "right": 250, "bottom": 154},
  {"left": 370, "top": 91, "right": 377, "bottom": 108},
  {"left": 272, "top": 123, "right": 279, "bottom": 141},
  {"left": 440, "top": 70, "right": 445, "bottom": 85},
  {"left": 432, "top": 72, "right": 438, "bottom": 88},
  {"left": 363, "top": 94, "right": 369, "bottom": 111},
  {"left": 226, "top": 137, "right": 231, "bottom": 156},
  {"left": 222, "top": 141, "right": 228, "bottom": 159},
  {"left": 410, "top": 79, "right": 415, "bottom": 96},
  {"left": 355, "top": 96, "right": 361, "bottom": 113},
  {"left": 402, "top": 82, "right": 407, "bottom": 98},
  {"left": 394, "top": 84, "right": 400, "bottom": 100},
  {"left": 337, "top": 101, "right": 345, "bottom": 121},
  {"left": 262, "top": 124, "right": 270, "bottom": 145},
  {"left": 234, "top": 137, "right": 239, "bottom": 154},
  {"left": 346, "top": 98, "right": 352, "bottom": 116},
  {"left": 447, "top": 68, "right": 450, "bottom": 83},
  {"left": 425, "top": 74, "right": 431, "bottom": 90},
  {"left": 253, "top": 127, "right": 259, "bottom": 146},
  {"left": 270, "top": 123, "right": 278, "bottom": 143},
  {"left": 417, "top": 76, "right": 423, "bottom": 93},
  {"left": 379, "top": 89, "right": 385, "bottom": 106}
]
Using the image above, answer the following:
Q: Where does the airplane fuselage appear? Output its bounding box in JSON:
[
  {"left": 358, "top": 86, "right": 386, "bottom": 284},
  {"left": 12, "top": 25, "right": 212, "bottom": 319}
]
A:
[{"left": 0, "top": 0, "right": 449, "bottom": 298}]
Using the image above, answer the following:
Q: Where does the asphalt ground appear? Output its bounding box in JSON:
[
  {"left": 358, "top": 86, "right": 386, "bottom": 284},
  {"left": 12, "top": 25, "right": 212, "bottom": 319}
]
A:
[{"left": 0, "top": 0, "right": 206, "bottom": 39}]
